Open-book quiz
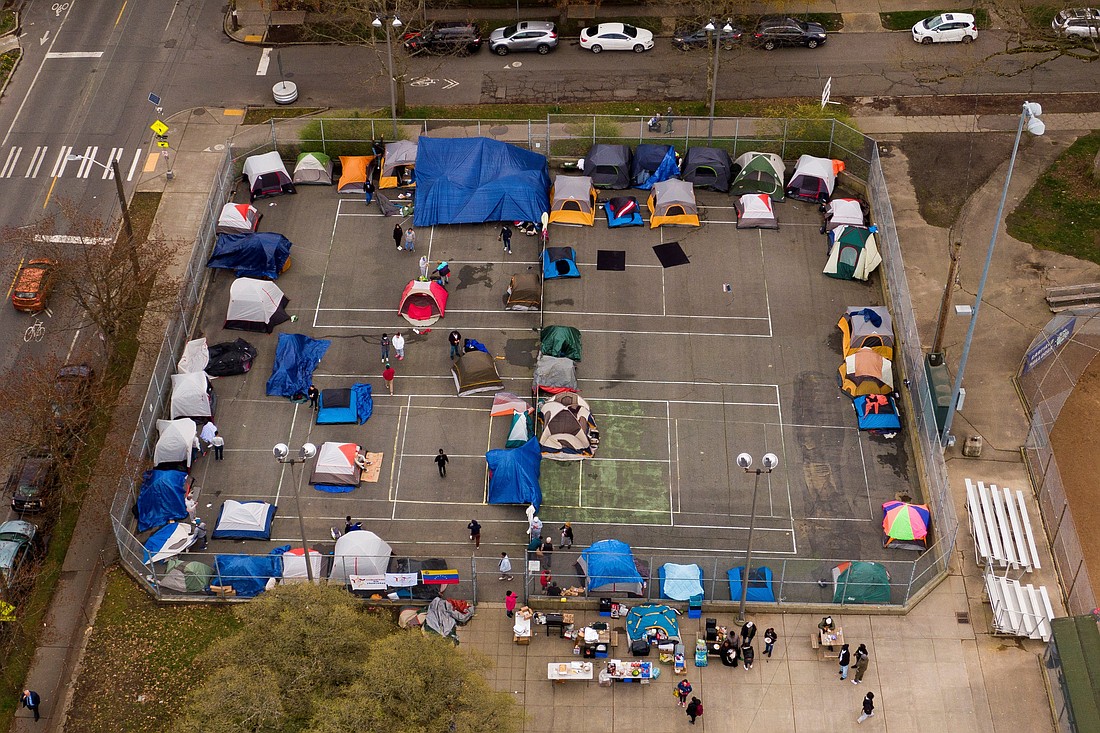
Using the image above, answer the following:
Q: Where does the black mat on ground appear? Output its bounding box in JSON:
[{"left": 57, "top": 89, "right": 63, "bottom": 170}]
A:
[
  {"left": 653, "top": 242, "right": 689, "bottom": 268},
  {"left": 596, "top": 250, "right": 626, "bottom": 271}
]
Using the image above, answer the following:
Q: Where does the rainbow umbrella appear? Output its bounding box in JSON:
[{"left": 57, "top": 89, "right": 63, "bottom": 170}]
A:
[{"left": 881, "top": 501, "right": 930, "bottom": 550}]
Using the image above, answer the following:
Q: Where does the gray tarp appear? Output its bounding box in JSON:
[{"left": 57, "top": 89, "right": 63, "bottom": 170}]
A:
[{"left": 533, "top": 353, "right": 578, "bottom": 391}]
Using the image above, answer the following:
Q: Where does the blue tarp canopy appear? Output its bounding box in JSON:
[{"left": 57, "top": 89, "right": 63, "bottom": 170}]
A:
[
  {"left": 266, "top": 333, "right": 330, "bottom": 398},
  {"left": 633, "top": 144, "right": 680, "bottom": 190},
  {"left": 659, "top": 563, "right": 704, "bottom": 601},
  {"left": 413, "top": 137, "right": 550, "bottom": 226},
  {"left": 727, "top": 566, "right": 776, "bottom": 602},
  {"left": 579, "top": 539, "right": 643, "bottom": 592},
  {"left": 208, "top": 232, "right": 292, "bottom": 280},
  {"left": 136, "top": 469, "right": 189, "bottom": 533},
  {"left": 214, "top": 546, "right": 288, "bottom": 598},
  {"left": 486, "top": 437, "right": 542, "bottom": 512},
  {"left": 625, "top": 604, "right": 681, "bottom": 643}
]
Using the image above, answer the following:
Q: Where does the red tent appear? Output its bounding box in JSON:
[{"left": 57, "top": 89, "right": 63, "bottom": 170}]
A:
[{"left": 398, "top": 280, "right": 448, "bottom": 326}]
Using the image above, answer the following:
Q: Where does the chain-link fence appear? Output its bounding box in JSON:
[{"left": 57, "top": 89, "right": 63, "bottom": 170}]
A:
[
  {"left": 110, "top": 116, "right": 954, "bottom": 609},
  {"left": 1018, "top": 309, "right": 1100, "bottom": 616}
]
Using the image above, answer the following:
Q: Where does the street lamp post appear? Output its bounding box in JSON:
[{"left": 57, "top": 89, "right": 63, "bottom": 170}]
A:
[
  {"left": 66, "top": 154, "right": 133, "bottom": 241},
  {"left": 372, "top": 14, "right": 403, "bottom": 137},
  {"left": 735, "top": 451, "right": 778, "bottom": 623},
  {"left": 706, "top": 19, "right": 733, "bottom": 143},
  {"left": 939, "top": 102, "right": 1045, "bottom": 447},
  {"left": 274, "top": 442, "right": 318, "bottom": 582}
]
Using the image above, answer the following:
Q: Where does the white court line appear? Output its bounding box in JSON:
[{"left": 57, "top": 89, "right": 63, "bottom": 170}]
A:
[
  {"left": 666, "top": 401, "right": 674, "bottom": 525},
  {"left": 315, "top": 305, "right": 767, "bottom": 322},
  {"left": 126, "top": 148, "right": 143, "bottom": 181},
  {"left": 312, "top": 198, "right": 345, "bottom": 329},
  {"left": 256, "top": 47, "right": 272, "bottom": 76},
  {"left": 45, "top": 51, "right": 104, "bottom": 58},
  {"left": 392, "top": 396, "right": 413, "bottom": 519},
  {"left": 1, "top": 146, "right": 20, "bottom": 178},
  {"left": 26, "top": 146, "right": 47, "bottom": 178},
  {"left": 312, "top": 323, "right": 771, "bottom": 338},
  {"left": 857, "top": 429, "right": 874, "bottom": 518}
]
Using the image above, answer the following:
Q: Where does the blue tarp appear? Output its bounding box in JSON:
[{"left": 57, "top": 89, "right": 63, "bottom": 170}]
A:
[
  {"left": 214, "top": 546, "right": 288, "bottom": 598},
  {"left": 580, "top": 539, "right": 643, "bottom": 592},
  {"left": 316, "top": 384, "right": 374, "bottom": 425},
  {"left": 208, "top": 232, "right": 292, "bottom": 280},
  {"left": 634, "top": 144, "right": 680, "bottom": 190},
  {"left": 853, "top": 395, "right": 902, "bottom": 432},
  {"left": 413, "top": 137, "right": 550, "bottom": 227},
  {"left": 625, "top": 604, "right": 681, "bottom": 643},
  {"left": 486, "top": 437, "right": 542, "bottom": 512},
  {"left": 266, "top": 333, "right": 330, "bottom": 398},
  {"left": 727, "top": 566, "right": 776, "bottom": 602},
  {"left": 136, "top": 469, "right": 189, "bottom": 533},
  {"left": 658, "top": 563, "right": 704, "bottom": 601}
]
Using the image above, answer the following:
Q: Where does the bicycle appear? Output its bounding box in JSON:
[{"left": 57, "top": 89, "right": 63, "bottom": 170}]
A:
[{"left": 24, "top": 318, "right": 45, "bottom": 343}]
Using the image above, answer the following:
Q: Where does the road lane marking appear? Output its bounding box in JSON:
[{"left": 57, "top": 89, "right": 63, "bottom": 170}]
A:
[
  {"left": 26, "top": 146, "right": 47, "bottom": 178},
  {"left": 43, "top": 177, "right": 58, "bottom": 208},
  {"left": 3, "top": 3, "right": 75, "bottom": 147},
  {"left": 44, "top": 51, "right": 104, "bottom": 59},
  {"left": 76, "top": 146, "right": 98, "bottom": 178},
  {"left": 103, "top": 147, "right": 122, "bottom": 179},
  {"left": 1, "top": 146, "right": 20, "bottom": 177},
  {"left": 256, "top": 48, "right": 272, "bottom": 76},
  {"left": 244, "top": 34, "right": 263, "bottom": 42},
  {"left": 143, "top": 151, "right": 158, "bottom": 173},
  {"left": 115, "top": 0, "right": 127, "bottom": 26},
  {"left": 127, "top": 148, "right": 142, "bottom": 181},
  {"left": 33, "top": 234, "right": 112, "bottom": 244},
  {"left": 224, "top": 109, "right": 245, "bottom": 116}
]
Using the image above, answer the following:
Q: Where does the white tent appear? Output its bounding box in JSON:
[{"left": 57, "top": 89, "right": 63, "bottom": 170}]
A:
[
  {"left": 539, "top": 392, "right": 598, "bottom": 460},
  {"left": 242, "top": 151, "right": 295, "bottom": 200},
  {"left": 822, "top": 198, "right": 866, "bottom": 232},
  {"left": 177, "top": 338, "right": 210, "bottom": 374},
  {"left": 329, "top": 530, "right": 393, "bottom": 583},
  {"left": 292, "top": 152, "right": 333, "bottom": 185},
  {"left": 212, "top": 500, "right": 276, "bottom": 540},
  {"left": 309, "top": 442, "right": 362, "bottom": 486},
  {"left": 786, "top": 154, "right": 839, "bottom": 203},
  {"left": 216, "top": 203, "right": 260, "bottom": 234},
  {"left": 282, "top": 547, "right": 323, "bottom": 583},
  {"left": 735, "top": 193, "right": 779, "bottom": 230},
  {"left": 154, "top": 418, "right": 197, "bottom": 467},
  {"left": 170, "top": 371, "right": 214, "bottom": 419},
  {"left": 225, "top": 278, "right": 290, "bottom": 333}
]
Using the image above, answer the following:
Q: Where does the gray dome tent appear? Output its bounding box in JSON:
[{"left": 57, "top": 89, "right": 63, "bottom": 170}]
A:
[
  {"left": 683, "top": 146, "right": 733, "bottom": 192},
  {"left": 583, "top": 144, "right": 632, "bottom": 189}
]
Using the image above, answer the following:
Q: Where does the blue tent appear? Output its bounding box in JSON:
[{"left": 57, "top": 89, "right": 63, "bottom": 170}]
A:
[
  {"left": 413, "top": 137, "right": 550, "bottom": 226},
  {"left": 266, "top": 333, "right": 331, "bottom": 398},
  {"left": 214, "top": 547, "right": 288, "bottom": 598},
  {"left": 625, "top": 604, "right": 681, "bottom": 643},
  {"left": 316, "top": 384, "right": 373, "bottom": 425},
  {"left": 486, "top": 437, "right": 542, "bottom": 511},
  {"left": 208, "top": 232, "right": 292, "bottom": 280},
  {"left": 579, "top": 539, "right": 644, "bottom": 593},
  {"left": 633, "top": 144, "right": 680, "bottom": 190},
  {"left": 542, "top": 247, "right": 580, "bottom": 279},
  {"left": 727, "top": 566, "right": 776, "bottom": 602},
  {"left": 136, "top": 469, "right": 189, "bottom": 533}
]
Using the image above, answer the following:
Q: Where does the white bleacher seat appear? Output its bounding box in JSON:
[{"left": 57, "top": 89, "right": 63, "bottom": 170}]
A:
[{"left": 965, "top": 479, "right": 1041, "bottom": 572}]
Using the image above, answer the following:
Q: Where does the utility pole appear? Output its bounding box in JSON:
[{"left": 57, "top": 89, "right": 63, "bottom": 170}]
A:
[{"left": 930, "top": 241, "right": 962, "bottom": 355}]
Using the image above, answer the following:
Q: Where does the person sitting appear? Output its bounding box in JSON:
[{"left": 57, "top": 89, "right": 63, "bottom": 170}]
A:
[
  {"left": 719, "top": 638, "right": 740, "bottom": 667},
  {"left": 648, "top": 113, "right": 662, "bottom": 132},
  {"left": 545, "top": 582, "right": 562, "bottom": 597},
  {"left": 818, "top": 616, "right": 836, "bottom": 633}
]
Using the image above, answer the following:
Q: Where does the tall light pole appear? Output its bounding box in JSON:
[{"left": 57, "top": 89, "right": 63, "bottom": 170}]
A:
[
  {"left": 735, "top": 451, "right": 778, "bottom": 623},
  {"left": 373, "top": 14, "right": 402, "bottom": 137},
  {"left": 939, "top": 102, "right": 1045, "bottom": 447},
  {"left": 274, "top": 442, "right": 318, "bottom": 582},
  {"left": 706, "top": 19, "right": 733, "bottom": 143},
  {"left": 66, "top": 154, "right": 133, "bottom": 241}
]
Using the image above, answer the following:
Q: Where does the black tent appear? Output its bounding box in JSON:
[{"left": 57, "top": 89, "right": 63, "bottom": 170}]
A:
[
  {"left": 583, "top": 144, "right": 632, "bottom": 189},
  {"left": 683, "top": 146, "right": 733, "bottom": 192}
]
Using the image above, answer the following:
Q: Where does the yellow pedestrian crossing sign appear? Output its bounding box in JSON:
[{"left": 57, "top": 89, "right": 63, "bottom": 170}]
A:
[
  {"left": 156, "top": 139, "right": 170, "bottom": 149},
  {"left": 0, "top": 600, "right": 15, "bottom": 622},
  {"left": 150, "top": 120, "right": 169, "bottom": 136}
]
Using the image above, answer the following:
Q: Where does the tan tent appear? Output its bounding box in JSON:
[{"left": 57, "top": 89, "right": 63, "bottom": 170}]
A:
[
  {"left": 839, "top": 348, "right": 894, "bottom": 396},
  {"left": 505, "top": 273, "right": 541, "bottom": 311},
  {"left": 838, "top": 306, "right": 894, "bottom": 359},
  {"left": 548, "top": 175, "right": 597, "bottom": 226},
  {"left": 452, "top": 350, "right": 504, "bottom": 396},
  {"left": 647, "top": 179, "right": 699, "bottom": 228}
]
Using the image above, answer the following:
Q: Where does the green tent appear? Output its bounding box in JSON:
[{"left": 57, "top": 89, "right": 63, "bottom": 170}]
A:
[
  {"left": 832, "top": 561, "right": 891, "bottom": 605},
  {"left": 541, "top": 325, "right": 582, "bottom": 362},
  {"left": 730, "top": 151, "right": 786, "bottom": 200},
  {"left": 161, "top": 559, "right": 213, "bottom": 593},
  {"left": 506, "top": 410, "right": 533, "bottom": 448}
]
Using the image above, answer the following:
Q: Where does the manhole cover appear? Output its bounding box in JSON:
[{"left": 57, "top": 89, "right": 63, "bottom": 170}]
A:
[
  {"left": 489, "top": 126, "right": 508, "bottom": 136},
  {"left": 192, "top": 108, "right": 207, "bottom": 117}
]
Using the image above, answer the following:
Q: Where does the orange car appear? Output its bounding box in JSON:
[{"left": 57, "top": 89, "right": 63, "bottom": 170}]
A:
[{"left": 11, "top": 259, "right": 56, "bottom": 312}]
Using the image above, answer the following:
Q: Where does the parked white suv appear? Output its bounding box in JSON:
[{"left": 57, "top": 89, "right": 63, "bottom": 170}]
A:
[
  {"left": 912, "top": 13, "right": 978, "bottom": 43},
  {"left": 1052, "top": 8, "right": 1100, "bottom": 38}
]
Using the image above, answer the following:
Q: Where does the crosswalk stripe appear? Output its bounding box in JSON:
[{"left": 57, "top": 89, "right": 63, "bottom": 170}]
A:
[
  {"left": 102, "top": 147, "right": 122, "bottom": 179},
  {"left": 5, "top": 145, "right": 145, "bottom": 180},
  {"left": 77, "top": 146, "right": 97, "bottom": 178},
  {"left": 26, "top": 146, "right": 47, "bottom": 178},
  {"left": 1, "top": 146, "right": 20, "bottom": 178},
  {"left": 127, "top": 148, "right": 142, "bottom": 181},
  {"left": 49, "top": 146, "right": 71, "bottom": 178}
]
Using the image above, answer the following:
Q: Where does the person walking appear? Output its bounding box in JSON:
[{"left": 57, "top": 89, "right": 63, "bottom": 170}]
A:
[
  {"left": 675, "top": 679, "right": 692, "bottom": 707},
  {"left": 21, "top": 689, "right": 40, "bottom": 722},
  {"left": 382, "top": 364, "right": 395, "bottom": 395},
  {"left": 363, "top": 178, "right": 375, "bottom": 205},
  {"left": 212, "top": 430, "right": 225, "bottom": 460},
  {"left": 741, "top": 641, "right": 755, "bottom": 670},
  {"left": 559, "top": 522, "right": 574, "bottom": 548},
  {"left": 436, "top": 449, "right": 449, "bottom": 477},
  {"left": 467, "top": 518, "right": 481, "bottom": 548},
  {"left": 393, "top": 223, "right": 404, "bottom": 251},
  {"left": 838, "top": 643, "right": 851, "bottom": 681},
  {"left": 857, "top": 692, "right": 875, "bottom": 723},
  {"left": 540, "top": 537, "right": 554, "bottom": 569},
  {"left": 392, "top": 331, "right": 405, "bottom": 360},
  {"left": 853, "top": 644, "right": 870, "bottom": 684},
  {"left": 435, "top": 261, "right": 451, "bottom": 286},
  {"left": 498, "top": 552, "right": 513, "bottom": 581},
  {"left": 404, "top": 226, "right": 416, "bottom": 252},
  {"left": 505, "top": 590, "right": 517, "bottom": 618},
  {"left": 449, "top": 329, "right": 462, "bottom": 360},
  {"left": 763, "top": 627, "right": 778, "bottom": 659},
  {"left": 418, "top": 255, "right": 429, "bottom": 279},
  {"left": 740, "top": 620, "right": 757, "bottom": 646},
  {"left": 499, "top": 223, "right": 512, "bottom": 254},
  {"left": 308, "top": 384, "right": 319, "bottom": 410},
  {"left": 380, "top": 333, "right": 391, "bottom": 364},
  {"left": 686, "top": 697, "right": 702, "bottom": 725}
]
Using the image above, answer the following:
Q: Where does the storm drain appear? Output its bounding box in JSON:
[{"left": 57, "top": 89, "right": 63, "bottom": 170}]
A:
[{"left": 956, "top": 612, "right": 970, "bottom": 624}]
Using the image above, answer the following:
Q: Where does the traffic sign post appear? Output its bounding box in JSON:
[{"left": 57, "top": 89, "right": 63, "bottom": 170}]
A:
[{"left": 150, "top": 120, "right": 169, "bottom": 136}]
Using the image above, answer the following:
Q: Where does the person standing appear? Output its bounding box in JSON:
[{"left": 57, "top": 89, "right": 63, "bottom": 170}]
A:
[
  {"left": 665, "top": 106, "right": 674, "bottom": 133},
  {"left": 404, "top": 226, "right": 416, "bottom": 252},
  {"left": 559, "top": 522, "right": 574, "bottom": 548},
  {"left": 436, "top": 449, "right": 449, "bottom": 478},
  {"left": 380, "top": 333, "right": 391, "bottom": 364},
  {"left": 435, "top": 261, "right": 451, "bottom": 286},
  {"left": 540, "top": 537, "right": 554, "bottom": 569},
  {"left": 499, "top": 223, "right": 512, "bottom": 254},
  {"left": 540, "top": 567, "right": 552, "bottom": 591},
  {"left": 467, "top": 518, "right": 481, "bottom": 548},
  {"left": 686, "top": 697, "right": 702, "bottom": 725},
  {"left": 505, "top": 590, "right": 517, "bottom": 618},
  {"left": 392, "top": 331, "right": 405, "bottom": 360},
  {"left": 308, "top": 384, "right": 319, "bottom": 410},
  {"left": 675, "top": 679, "right": 692, "bottom": 707},
  {"left": 857, "top": 692, "right": 875, "bottom": 723},
  {"left": 719, "top": 638, "right": 739, "bottom": 667},
  {"left": 393, "top": 223, "right": 404, "bottom": 251},
  {"left": 763, "top": 627, "right": 778, "bottom": 659},
  {"left": 740, "top": 620, "right": 757, "bottom": 646},
  {"left": 200, "top": 420, "right": 217, "bottom": 455},
  {"left": 838, "top": 643, "right": 851, "bottom": 680},
  {"left": 449, "top": 329, "right": 462, "bottom": 360},
  {"left": 527, "top": 515, "right": 542, "bottom": 542},
  {"left": 382, "top": 364, "right": 395, "bottom": 395},
  {"left": 498, "top": 552, "right": 513, "bottom": 581},
  {"left": 21, "top": 689, "right": 40, "bottom": 722},
  {"left": 363, "top": 178, "right": 375, "bottom": 205},
  {"left": 742, "top": 642, "right": 755, "bottom": 670},
  {"left": 853, "top": 644, "right": 870, "bottom": 684},
  {"left": 212, "top": 430, "right": 225, "bottom": 460},
  {"left": 419, "top": 255, "right": 429, "bottom": 279}
]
